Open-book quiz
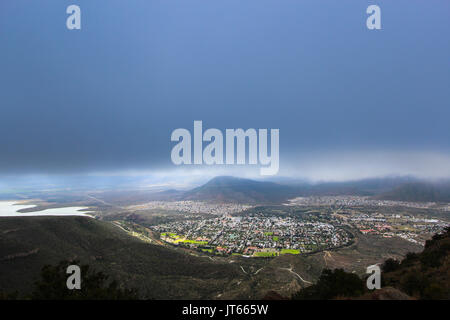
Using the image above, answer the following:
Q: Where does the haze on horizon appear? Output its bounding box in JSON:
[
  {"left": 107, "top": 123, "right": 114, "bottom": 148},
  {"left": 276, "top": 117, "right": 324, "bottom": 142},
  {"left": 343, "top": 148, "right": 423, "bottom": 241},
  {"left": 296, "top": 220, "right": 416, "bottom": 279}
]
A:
[{"left": 1, "top": 1, "right": 449, "bottom": 185}]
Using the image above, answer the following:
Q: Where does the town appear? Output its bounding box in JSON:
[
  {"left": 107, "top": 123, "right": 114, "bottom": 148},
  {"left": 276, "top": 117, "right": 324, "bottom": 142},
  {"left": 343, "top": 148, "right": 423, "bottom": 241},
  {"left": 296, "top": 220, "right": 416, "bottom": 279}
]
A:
[
  {"left": 143, "top": 196, "right": 449, "bottom": 256},
  {"left": 285, "top": 195, "right": 448, "bottom": 210},
  {"left": 126, "top": 200, "right": 252, "bottom": 215},
  {"left": 151, "top": 214, "right": 352, "bottom": 257}
]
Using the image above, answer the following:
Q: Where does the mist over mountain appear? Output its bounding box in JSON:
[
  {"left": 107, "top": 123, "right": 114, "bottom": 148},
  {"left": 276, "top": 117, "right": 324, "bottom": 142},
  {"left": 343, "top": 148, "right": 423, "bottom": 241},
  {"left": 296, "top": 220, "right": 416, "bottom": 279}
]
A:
[
  {"left": 179, "top": 176, "right": 450, "bottom": 204},
  {"left": 375, "top": 181, "right": 450, "bottom": 203},
  {"left": 178, "top": 176, "right": 415, "bottom": 204},
  {"left": 294, "top": 176, "right": 418, "bottom": 197},
  {"left": 2, "top": 174, "right": 450, "bottom": 204}
]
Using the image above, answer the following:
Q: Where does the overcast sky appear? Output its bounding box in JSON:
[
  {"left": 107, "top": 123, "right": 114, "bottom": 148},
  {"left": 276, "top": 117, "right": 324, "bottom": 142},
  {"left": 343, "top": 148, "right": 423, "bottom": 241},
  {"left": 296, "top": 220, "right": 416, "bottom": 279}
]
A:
[{"left": 1, "top": 0, "right": 449, "bottom": 182}]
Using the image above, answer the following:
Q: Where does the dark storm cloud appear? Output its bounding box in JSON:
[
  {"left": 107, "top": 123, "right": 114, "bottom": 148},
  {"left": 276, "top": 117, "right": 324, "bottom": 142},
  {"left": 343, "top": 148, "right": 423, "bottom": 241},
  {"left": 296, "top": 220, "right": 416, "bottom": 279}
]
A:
[{"left": 0, "top": 0, "right": 449, "bottom": 178}]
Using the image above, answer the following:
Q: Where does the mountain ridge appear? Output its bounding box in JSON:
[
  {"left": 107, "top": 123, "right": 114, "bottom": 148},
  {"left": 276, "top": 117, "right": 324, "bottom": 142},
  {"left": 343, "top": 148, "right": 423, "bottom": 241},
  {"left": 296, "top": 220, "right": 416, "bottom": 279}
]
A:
[
  {"left": 374, "top": 181, "right": 450, "bottom": 202},
  {"left": 181, "top": 176, "right": 450, "bottom": 204},
  {"left": 181, "top": 176, "right": 298, "bottom": 204}
]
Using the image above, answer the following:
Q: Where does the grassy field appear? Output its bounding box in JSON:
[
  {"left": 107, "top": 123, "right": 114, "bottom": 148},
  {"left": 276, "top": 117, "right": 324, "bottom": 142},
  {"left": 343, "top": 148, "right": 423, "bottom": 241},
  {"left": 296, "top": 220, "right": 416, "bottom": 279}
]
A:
[
  {"left": 254, "top": 250, "right": 279, "bottom": 257},
  {"left": 254, "top": 252, "right": 278, "bottom": 257},
  {"left": 161, "top": 233, "right": 209, "bottom": 245},
  {"left": 177, "top": 239, "right": 208, "bottom": 245},
  {"left": 280, "top": 249, "right": 300, "bottom": 255}
]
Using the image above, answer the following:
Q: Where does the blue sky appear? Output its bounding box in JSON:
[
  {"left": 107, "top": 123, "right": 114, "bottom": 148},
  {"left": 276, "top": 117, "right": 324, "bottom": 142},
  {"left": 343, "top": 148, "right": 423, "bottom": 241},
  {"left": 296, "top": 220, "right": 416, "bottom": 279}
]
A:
[{"left": 1, "top": 0, "right": 449, "bottom": 182}]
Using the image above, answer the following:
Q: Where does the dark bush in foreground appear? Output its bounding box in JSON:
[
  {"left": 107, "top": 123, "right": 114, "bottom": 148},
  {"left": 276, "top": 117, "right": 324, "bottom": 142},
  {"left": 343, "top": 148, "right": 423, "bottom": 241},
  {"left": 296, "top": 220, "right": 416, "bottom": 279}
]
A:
[
  {"left": 292, "top": 268, "right": 366, "bottom": 300},
  {"left": 31, "top": 260, "right": 138, "bottom": 300}
]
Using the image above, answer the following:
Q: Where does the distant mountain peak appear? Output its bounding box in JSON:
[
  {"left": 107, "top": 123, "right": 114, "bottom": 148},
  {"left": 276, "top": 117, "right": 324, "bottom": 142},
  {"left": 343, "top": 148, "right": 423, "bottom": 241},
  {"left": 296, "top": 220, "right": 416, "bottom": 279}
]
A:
[
  {"left": 204, "top": 176, "right": 246, "bottom": 185},
  {"left": 182, "top": 176, "right": 295, "bottom": 204}
]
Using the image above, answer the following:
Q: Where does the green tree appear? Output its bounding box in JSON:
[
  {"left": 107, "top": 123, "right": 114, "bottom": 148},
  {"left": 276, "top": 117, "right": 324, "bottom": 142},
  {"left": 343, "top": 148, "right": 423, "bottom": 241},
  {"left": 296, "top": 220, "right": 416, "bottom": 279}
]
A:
[
  {"left": 292, "top": 268, "right": 365, "bottom": 300},
  {"left": 381, "top": 258, "right": 400, "bottom": 273}
]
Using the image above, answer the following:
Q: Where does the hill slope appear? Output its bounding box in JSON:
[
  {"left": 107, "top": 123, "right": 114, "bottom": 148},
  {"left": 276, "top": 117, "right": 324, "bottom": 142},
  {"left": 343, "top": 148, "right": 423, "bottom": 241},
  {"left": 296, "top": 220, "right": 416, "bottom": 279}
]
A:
[
  {"left": 0, "top": 217, "right": 242, "bottom": 299},
  {"left": 381, "top": 226, "right": 450, "bottom": 299},
  {"left": 290, "top": 227, "right": 449, "bottom": 300}
]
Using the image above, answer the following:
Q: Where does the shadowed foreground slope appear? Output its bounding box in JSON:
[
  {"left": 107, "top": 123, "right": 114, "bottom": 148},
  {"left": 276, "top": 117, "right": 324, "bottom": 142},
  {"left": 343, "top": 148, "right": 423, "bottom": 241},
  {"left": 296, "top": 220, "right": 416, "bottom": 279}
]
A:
[{"left": 0, "top": 217, "right": 242, "bottom": 299}]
